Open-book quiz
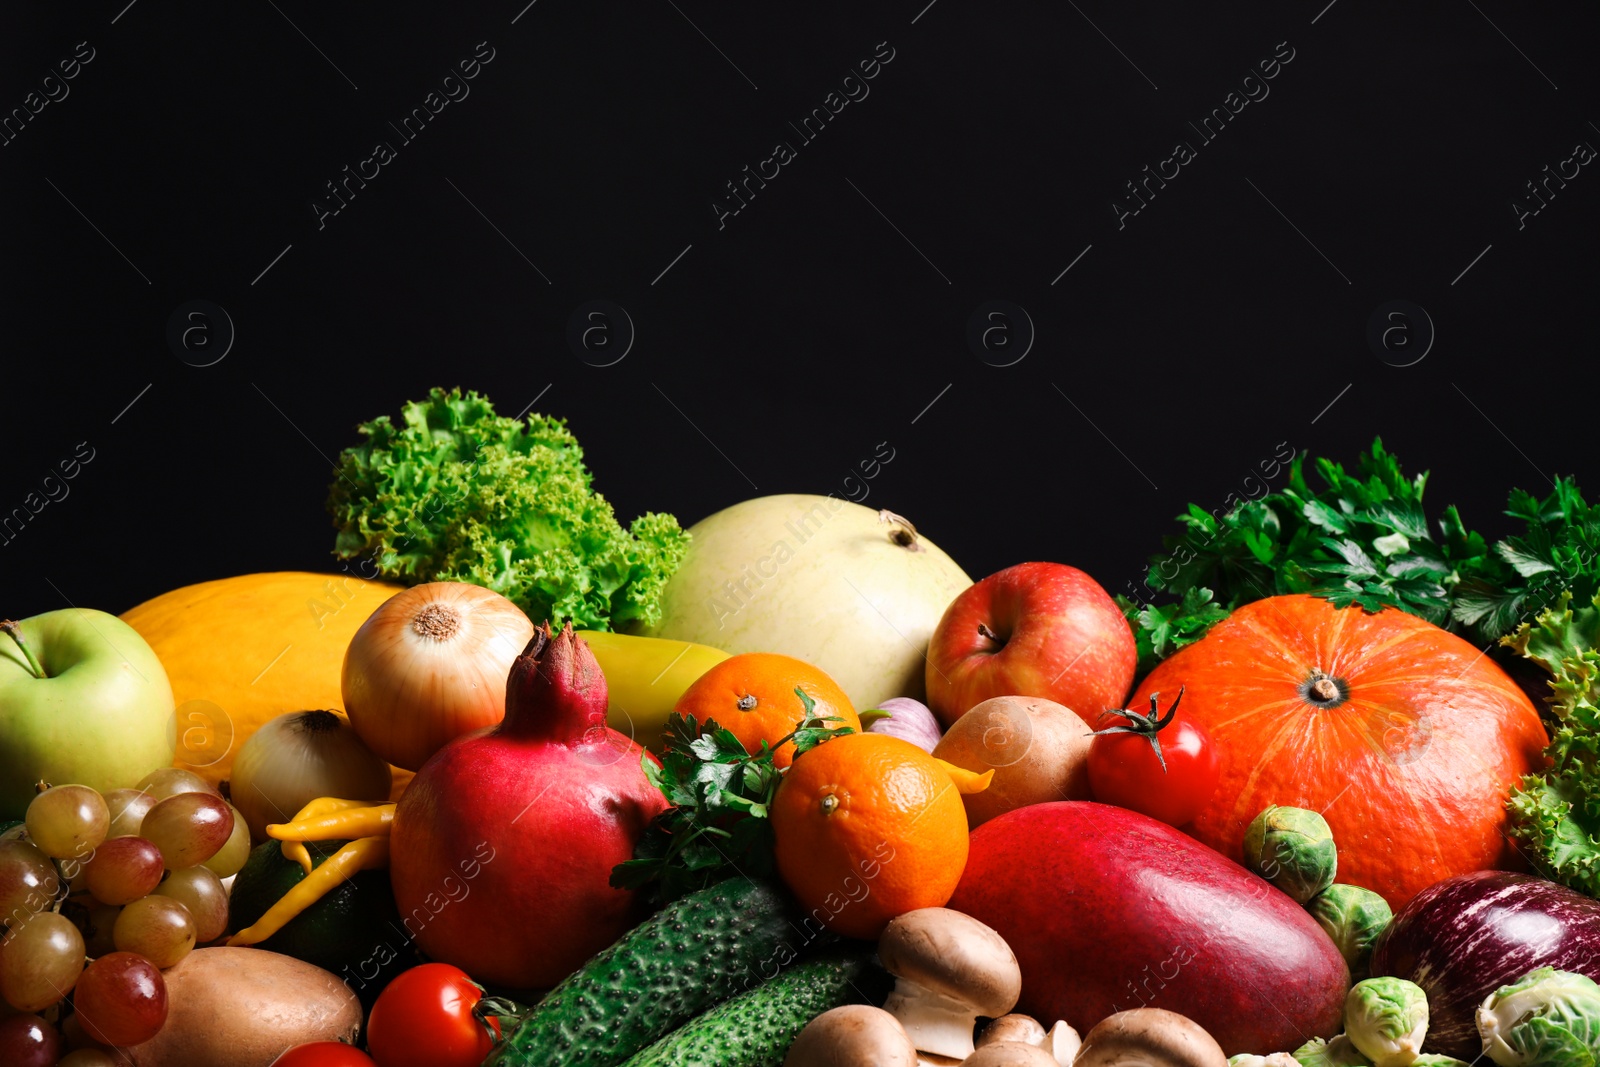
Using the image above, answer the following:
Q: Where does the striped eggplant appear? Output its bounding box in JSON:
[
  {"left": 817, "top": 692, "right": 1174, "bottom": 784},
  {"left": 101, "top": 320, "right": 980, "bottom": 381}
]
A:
[{"left": 1370, "top": 870, "right": 1600, "bottom": 1058}]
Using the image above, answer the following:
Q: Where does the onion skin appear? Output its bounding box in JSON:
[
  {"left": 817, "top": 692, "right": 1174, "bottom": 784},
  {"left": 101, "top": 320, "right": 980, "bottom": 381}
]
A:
[
  {"left": 865, "top": 697, "right": 942, "bottom": 752},
  {"left": 1371, "top": 870, "right": 1600, "bottom": 1058},
  {"left": 342, "top": 582, "right": 535, "bottom": 771},
  {"left": 229, "top": 711, "right": 391, "bottom": 842}
]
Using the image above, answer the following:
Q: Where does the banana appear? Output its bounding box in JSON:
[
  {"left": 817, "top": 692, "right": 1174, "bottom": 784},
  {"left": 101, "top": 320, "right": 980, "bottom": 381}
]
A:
[{"left": 577, "top": 630, "right": 731, "bottom": 752}]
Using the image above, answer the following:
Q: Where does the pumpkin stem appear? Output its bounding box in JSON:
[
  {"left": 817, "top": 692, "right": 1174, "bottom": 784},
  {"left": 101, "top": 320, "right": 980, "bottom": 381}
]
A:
[
  {"left": 0, "top": 621, "right": 46, "bottom": 679},
  {"left": 1300, "top": 670, "right": 1348, "bottom": 708}
]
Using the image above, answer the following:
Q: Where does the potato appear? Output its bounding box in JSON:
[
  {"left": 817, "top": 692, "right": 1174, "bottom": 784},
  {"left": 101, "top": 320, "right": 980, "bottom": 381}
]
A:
[
  {"left": 933, "top": 696, "right": 1092, "bottom": 827},
  {"left": 126, "top": 947, "right": 361, "bottom": 1067}
]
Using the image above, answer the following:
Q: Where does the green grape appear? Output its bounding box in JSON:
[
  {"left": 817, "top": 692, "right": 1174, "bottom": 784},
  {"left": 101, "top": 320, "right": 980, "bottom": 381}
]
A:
[
  {"left": 112, "top": 896, "right": 195, "bottom": 969},
  {"left": 61, "top": 1050, "right": 124, "bottom": 1067},
  {"left": 24, "top": 786, "right": 108, "bottom": 861},
  {"left": 200, "top": 804, "right": 250, "bottom": 878},
  {"left": 80, "top": 900, "right": 121, "bottom": 957},
  {"left": 0, "top": 841, "right": 60, "bottom": 924},
  {"left": 102, "top": 789, "right": 156, "bottom": 839},
  {"left": 0, "top": 911, "right": 85, "bottom": 1011},
  {"left": 133, "top": 769, "right": 216, "bottom": 802},
  {"left": 151, "top": 866, "right": 228, "bottom": 943},
  {"left": 139, "top": 793, "right": 233, "bottom": 869},
  {"left": 83, "top": 837, "right": 164, "bottom": 906}
]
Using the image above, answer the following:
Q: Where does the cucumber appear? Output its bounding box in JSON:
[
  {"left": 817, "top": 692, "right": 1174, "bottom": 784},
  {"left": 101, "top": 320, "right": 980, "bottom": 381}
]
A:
[
  {"left": 618, "top": 947, "right": 877, "bottom": 1067},
  {"left": 488, "top": 877, "right": 800, "bottom": 1067}
]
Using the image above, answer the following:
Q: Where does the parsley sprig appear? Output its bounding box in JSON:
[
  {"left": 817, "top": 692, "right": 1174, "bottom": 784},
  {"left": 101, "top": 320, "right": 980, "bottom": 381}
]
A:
[
  {"left": 610, "top": 688, "right": 855, "bottom": 906},
  {"left": 1123, "top": 439, "right": 1599, "bottom": 675}
]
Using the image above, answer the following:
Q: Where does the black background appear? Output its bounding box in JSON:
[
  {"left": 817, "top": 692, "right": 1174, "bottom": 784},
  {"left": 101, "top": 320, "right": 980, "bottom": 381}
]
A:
[{"left": 3, "top": 1, "right": 1597, "bottom": 619}]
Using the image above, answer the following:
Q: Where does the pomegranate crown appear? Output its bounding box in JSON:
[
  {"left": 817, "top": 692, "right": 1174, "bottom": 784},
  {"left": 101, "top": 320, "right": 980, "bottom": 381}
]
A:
[{"left": 502, "top": 620, "right": 609, "bottom": 741}]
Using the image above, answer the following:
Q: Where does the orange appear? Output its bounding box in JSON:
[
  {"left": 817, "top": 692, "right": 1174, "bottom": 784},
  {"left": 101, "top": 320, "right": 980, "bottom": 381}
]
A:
[
  {"left": 771, "top": 732, "right": 971, "bottom": 939},
  {"left": 673, "top": 652, "right": 859, "bottom": 768}
]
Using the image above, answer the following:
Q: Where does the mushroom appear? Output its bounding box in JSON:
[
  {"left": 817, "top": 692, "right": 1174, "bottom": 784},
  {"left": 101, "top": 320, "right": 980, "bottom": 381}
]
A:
[
  {"left": 980, "top": 1015, "right": 1049, "bottom": 1048},
  {"left": 784, "top": 1004, "right": 919, "bottom": 1067},
  {"left": 1074, "top": 1009, "right": 1228, "bottom": 1067},
  {"left": 1044, "top": 1020, "right": 1082, "bottom": 1065},
  {"left": 978, "top": 1014, "right": 1082, "bottom": 1066},
  {"left": 878, "top": 908, "right": 1023, "bottom": 1063},
  {"left": 964, "top": 1041, "right": 1063, "bottom": 1067}
]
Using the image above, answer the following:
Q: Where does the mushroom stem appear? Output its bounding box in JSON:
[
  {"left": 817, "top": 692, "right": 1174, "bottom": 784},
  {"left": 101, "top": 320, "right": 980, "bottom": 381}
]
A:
[{"left": 883, "top": 978, "right": 984, "bottom": 1061}]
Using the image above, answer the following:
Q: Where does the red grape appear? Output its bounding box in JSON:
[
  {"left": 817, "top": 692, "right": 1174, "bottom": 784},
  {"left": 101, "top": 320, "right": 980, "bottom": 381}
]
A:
[
  {"left": 72, "top": 952, "right": 167, "bottom": 1047},
  {"left": 140, "top": 792, "right": 234, "bottom": 869},
  {"left": 0, "top": 840, "right": 60, "bottom": 923},
  {"left": 83, "top": 836, "right": 164, "bottom": 905},
  {"left": 0, "top": 1012, "right": 62, "bottom": 1067}
]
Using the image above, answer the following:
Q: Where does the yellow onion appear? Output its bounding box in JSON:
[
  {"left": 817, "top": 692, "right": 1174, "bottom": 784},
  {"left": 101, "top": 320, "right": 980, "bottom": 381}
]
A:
[
  {"left": 341, "top": 582, "right": 536, "bottom": 771},
  {"left": 229, "top": 710, "right": 392, "bottom": 841}
]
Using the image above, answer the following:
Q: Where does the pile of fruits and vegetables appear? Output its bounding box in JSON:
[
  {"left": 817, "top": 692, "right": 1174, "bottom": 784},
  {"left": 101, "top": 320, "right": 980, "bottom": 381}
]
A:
[{"left": 3, "top": 386, "right": 1599, "bottom": 1067}]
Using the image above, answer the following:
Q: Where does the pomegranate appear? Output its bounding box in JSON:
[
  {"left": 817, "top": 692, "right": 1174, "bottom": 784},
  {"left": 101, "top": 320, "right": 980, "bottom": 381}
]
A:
[{"left": 389, "top": 623, "right": 667, "bottom": 988}]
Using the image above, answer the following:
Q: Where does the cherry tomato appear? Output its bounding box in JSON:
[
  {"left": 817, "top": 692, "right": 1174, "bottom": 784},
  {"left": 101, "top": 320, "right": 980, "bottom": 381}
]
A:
[
  {"left": 269, "top": 1043, "right": 377, "bottom": 1067},
  {"left": 367, "top": 964, "right": 500, "bottom": 1067},
  {"left": 1087, "top": 687, "right": 1220, "bottom": 826}
]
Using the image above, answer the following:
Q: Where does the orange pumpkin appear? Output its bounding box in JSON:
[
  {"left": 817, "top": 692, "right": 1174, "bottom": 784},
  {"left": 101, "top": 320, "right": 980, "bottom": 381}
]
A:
[{"left": 1130, "top": 594, "right": 1547, "bottom": 909}]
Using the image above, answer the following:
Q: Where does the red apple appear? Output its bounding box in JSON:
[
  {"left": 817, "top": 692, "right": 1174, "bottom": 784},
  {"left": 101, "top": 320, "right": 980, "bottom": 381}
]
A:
[{"left": 924, "top": 562, "right": 1135, "bottom": 728}]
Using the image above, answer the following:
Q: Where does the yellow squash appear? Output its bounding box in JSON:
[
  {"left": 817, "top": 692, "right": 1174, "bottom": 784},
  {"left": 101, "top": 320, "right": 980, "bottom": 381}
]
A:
[
  {"left": 577, "top": 630, "right": 731, "bottom": 751},
  {"left": 120, "top": 572, "right": 411, "bottom": 797}
]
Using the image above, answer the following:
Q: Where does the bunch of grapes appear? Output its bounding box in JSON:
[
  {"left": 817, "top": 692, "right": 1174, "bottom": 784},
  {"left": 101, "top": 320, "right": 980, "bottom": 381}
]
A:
[{"left": 0, "top": 768, "right": 250, "bottom": 1065}]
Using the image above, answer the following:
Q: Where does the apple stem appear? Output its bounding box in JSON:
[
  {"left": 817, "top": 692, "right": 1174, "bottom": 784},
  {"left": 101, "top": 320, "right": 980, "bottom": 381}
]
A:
[
  {"left": 977, "top": 622, "right": 1002, "bottom": 644},
  {"left": 0, "top": 621, "right": 46, "bottom": 679}
]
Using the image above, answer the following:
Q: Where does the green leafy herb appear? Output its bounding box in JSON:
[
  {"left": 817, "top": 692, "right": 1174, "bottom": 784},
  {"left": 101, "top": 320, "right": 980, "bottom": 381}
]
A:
[
  {"left": 1504, "top": 591, "right": 1600, "bottom": 898},
  {"left": 1124, "top": 438, "right": 1598, "bottom": 673},
  {"left": 328, "top": 387, "right": 690, "bottom": 631},
  {"left": 610, "top": 688, "right": 855, "bottom": 906}
]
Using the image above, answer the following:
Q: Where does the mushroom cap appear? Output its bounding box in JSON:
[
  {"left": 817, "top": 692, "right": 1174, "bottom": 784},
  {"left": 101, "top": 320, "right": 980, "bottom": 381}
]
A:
[
  {"left": 980, "top": 1015, "right": 1049, "bottom": 1048},
  {"left": 878, "top": 907, "right": 1022, "bottom": 1016},
  {"left": 1076, "top": 1009, "right": 1228, "bottom": 1067},
  {"left": 965, "top": 1040, "right": 1063, "bottom": 1067},
  {"left": 785, "top": 1004, "right": 918, "bottom": 1067}
]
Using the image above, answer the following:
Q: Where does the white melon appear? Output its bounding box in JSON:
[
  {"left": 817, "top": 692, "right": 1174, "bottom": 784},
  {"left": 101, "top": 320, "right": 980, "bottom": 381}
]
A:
[{"left": 640, "top": 494, "right": 972, "bottom": 710}]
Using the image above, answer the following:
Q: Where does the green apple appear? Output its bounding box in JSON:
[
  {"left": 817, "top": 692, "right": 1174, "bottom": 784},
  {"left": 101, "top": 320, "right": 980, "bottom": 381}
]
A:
[{"left": 0, "top": 609, "right": 175, "bottom": 819}]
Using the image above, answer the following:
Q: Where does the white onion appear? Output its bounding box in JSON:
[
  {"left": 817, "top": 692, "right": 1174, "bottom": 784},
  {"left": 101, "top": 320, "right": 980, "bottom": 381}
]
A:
[
  {"left": 341, "top": 582, "right": 536, "bottom": 771},
  {"left": 229, "top": 710, "right": 392, "bottom": 841}
]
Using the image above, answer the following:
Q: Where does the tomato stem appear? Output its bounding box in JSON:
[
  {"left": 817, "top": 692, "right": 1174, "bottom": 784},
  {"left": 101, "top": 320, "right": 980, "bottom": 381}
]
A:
[
  {"left": 1091, "top": 687, "right": 1185, "bottom": 773},
  {"left": 0, "top": 621, "right": 46, "bottom": 679}
]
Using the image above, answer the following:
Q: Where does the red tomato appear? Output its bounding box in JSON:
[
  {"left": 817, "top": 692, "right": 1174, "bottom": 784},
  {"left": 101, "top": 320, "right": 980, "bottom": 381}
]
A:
[
  {"left": 367, "top": 964, "right": 500, "bottom": 1067},
  {"left": 269, "top": 1043, "right": 377, "bottom": 1067},
  {"left": 1087, "top": 687, "right": 1219, "bottom": 826}
]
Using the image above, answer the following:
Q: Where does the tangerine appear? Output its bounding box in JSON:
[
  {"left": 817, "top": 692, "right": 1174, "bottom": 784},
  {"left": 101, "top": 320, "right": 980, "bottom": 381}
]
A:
[
  {"left": 771, "top": 731, "right": 971, "bottom": 939},
  {"left": 673, "top": 652, "right": 859, "bottom": 768}
]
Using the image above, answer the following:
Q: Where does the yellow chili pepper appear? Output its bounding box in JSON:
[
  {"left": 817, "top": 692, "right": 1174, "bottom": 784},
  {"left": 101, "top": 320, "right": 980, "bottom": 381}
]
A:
[
  {"left": 267, "top": 802, "right": 395, "bottom": 843},
  {"left": 933, "top": 758, "right": 995, "bottom": 795},
  {"left": 280, "top": 798, "right": 370, "bottom": 874},
  {"left": 228, "top": 836, "right": 391, "bottom": 947}
]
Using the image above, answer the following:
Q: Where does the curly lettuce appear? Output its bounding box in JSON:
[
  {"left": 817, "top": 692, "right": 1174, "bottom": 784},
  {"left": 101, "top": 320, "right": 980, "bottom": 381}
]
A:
[
  {"left": 328, "top": 387, "right": 690, "bottom": 632},
  {"left": 1503, "top": 590, "right": 1600, "bottom": 897}
]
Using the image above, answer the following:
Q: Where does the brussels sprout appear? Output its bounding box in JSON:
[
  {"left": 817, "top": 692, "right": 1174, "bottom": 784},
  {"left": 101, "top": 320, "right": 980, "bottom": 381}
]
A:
[
  {"left": 1409, "top": 1058, "right": 1470, "bottom": 1067},
  {"left": 1294, "top": 1035, "right": 1372, "bottom": 1067},
  {"left": 1245, "top": 805, "right": 1338, "bottom": 903},
  {"left": 1476, "top": 966, "right": 1600, "bottom": 1067},
  {"left": 1346, "top": 977, "right": 1429, "bottom": 1067},
  {"left": 1231, "top": 1054, "right": 1301, "bottom": 1067},
  {"left": 1309, "top": 884, "right": 1393, "bottom": 980}
]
